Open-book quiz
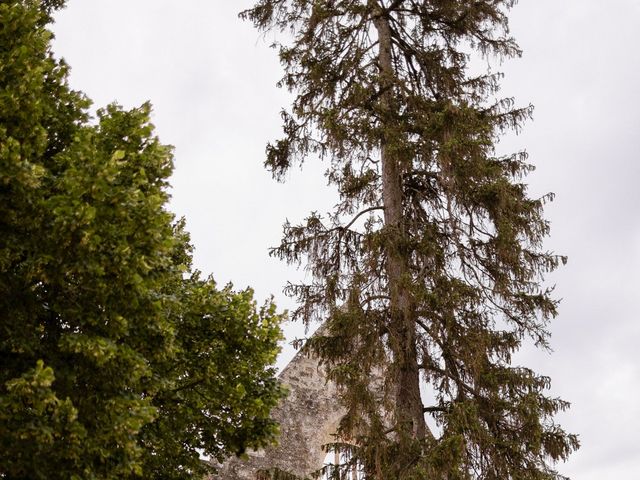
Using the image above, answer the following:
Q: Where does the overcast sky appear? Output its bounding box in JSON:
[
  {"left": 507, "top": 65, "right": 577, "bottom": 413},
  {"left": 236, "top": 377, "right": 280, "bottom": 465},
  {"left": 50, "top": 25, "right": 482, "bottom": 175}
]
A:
[{"left": 51, "top": 1, "right": 640, "bottom": 478}]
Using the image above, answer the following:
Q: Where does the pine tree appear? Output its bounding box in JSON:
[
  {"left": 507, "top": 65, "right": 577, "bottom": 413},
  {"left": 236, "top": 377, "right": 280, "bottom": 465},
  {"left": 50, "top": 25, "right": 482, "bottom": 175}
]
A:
[{"left": 242, "top": 0, "right": 578, "bottom": 478}]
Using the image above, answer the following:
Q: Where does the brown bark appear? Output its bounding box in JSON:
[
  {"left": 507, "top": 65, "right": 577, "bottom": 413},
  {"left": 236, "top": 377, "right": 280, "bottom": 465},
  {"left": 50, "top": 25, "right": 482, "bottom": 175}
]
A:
[{"left": 370, "top": 2, "right": 428, "bottom": 447}]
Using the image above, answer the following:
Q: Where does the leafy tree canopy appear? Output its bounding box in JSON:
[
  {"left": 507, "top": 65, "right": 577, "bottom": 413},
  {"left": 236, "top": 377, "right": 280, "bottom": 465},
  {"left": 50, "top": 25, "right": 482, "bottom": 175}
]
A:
[{"left": 0, "top": 2, "right": 284, "bottom": 479}]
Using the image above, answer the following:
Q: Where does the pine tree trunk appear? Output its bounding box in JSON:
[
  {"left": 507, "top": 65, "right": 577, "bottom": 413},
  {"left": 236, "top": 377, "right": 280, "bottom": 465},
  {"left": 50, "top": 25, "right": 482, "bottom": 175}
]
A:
[{"left": 372, "top": 5, "right": 427, "bottom": 450}]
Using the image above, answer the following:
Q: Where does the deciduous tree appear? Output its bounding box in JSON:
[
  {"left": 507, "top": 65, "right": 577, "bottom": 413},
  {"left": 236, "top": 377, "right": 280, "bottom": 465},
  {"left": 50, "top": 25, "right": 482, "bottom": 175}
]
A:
[
  {"left": 242, "top": 0, "right": 578, "bottom": 478},
  {"left": 0, "top": 2, "right": 283, "bottom": 479}
]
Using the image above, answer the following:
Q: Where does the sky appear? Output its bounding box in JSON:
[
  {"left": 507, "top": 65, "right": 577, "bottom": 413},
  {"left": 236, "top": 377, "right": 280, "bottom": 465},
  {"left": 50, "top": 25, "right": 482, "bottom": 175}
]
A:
[{"left": 51, "top": 1, "right": 640, "bottom": 478}]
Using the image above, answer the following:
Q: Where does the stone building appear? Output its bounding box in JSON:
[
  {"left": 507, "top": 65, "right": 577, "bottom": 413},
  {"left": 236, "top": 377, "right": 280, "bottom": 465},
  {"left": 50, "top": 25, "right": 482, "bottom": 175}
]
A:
[{"left": 210, "top": 346, "right": 346, "bottom": 479}]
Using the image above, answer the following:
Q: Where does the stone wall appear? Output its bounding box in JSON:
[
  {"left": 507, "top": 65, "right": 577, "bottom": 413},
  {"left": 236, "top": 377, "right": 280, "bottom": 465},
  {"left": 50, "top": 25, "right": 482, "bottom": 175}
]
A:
[{"left": 210, "top": 347, "right": 345, "bottom": 479}]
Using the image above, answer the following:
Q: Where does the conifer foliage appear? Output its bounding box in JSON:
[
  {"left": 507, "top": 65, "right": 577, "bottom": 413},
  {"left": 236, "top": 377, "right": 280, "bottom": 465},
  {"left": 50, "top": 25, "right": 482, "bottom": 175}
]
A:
[
  {"left": 0, "top": 2, "right": 284, "bottom": 479},
  {"left": 242, "top": 0, "right": 578, "bottom": 478}
]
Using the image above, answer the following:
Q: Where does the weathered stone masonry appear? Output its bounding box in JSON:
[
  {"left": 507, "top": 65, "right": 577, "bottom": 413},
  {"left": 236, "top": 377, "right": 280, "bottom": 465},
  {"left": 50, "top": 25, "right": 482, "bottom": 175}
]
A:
[{"left": 210, "top": 347, "right": 345, "bottom": 479}]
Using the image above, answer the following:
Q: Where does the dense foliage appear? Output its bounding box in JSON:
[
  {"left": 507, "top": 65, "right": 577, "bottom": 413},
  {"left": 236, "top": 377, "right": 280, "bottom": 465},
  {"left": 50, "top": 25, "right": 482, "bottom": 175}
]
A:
[
  {"left": 242, "top": 0, "right": 578, "bottom": 478},
  {"left": 0, "top": 2, "right": 284, "bottom": 479}
]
